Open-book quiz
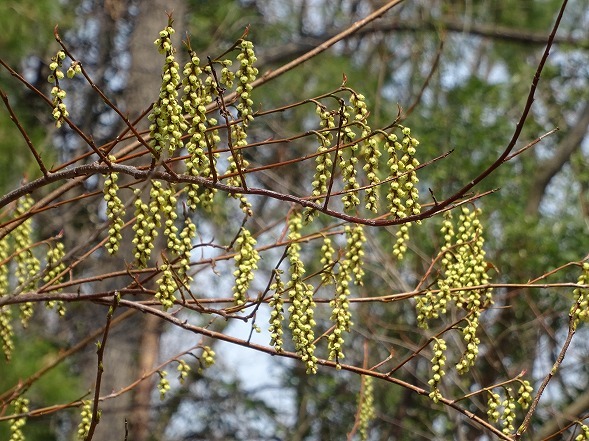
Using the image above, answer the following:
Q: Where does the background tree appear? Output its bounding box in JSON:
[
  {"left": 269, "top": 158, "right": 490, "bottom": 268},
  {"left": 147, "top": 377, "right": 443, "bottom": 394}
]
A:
[{"left": 1, "top": 1, "right": 589, "bottom": 440}]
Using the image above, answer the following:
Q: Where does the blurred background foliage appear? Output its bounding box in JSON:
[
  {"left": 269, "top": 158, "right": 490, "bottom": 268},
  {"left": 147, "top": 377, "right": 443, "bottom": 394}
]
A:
[{"left": 1, "top": 0, "right": 589, "bottom": 440}]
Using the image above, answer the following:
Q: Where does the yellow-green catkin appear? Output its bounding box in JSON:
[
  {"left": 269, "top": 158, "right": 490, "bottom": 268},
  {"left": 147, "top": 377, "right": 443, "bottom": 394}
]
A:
[
  {"left": 500, "top": 388, "right": 517, "bottom": 435},
  {"left": 199, "top": 345, "right": 215, "bottom": 373},
  {"left": 339, "top": 146, "right": 360, "bottom": 212},
  {"left": 487, "top": 390, "right": 502, "bottom": 422},
  {"left": 386, "top": 127, "right": 421, "bottom": 219},
  {"left": 149, "top": 181, "right": 180, "bottom": 252},
  {"left": 327, "top": 224, "right": 358, "bottom": 362},
  {"left": 320, "top": 236, "right": 336, "bottom": 285},
  {"left": 177, "top": 359, "right": 191, "bottom": 384},
  {"left": 455, "top": 312, "right": 481, "bottom": 374},
  {"left": 575, "top": 423, "right": 589, "bottom": 441},
  {"left": 157, "top": 370, "right": 171, "bottom": 400},
  {"left": 177, "top": 217, "right": 196, "bottom": 280},
  {"left": 487, "top": 382, "right": 533, "bottom": 435},
  {"left": 328, "top": 262, "right": 352, "bottom": 366},
  {"left": 517, "top": 380, "right": 534, "bottom": 409},
  {"left": 346, "top": 224, "right": 366, "bottom": 286},
  {"left": 9, "top": 397, "right": 29, "bottom": 441},
  {"left": 182, "top": 48, "right": 219, "bottom": 211},
  {"left": 0, "top": 236, "right": 14, "bottom": 360},
  {"left": 0, "top": 235, "right": 9, "bottom": 294},
  {"left": 232, "top": 227, "right": 260, "bottom": 306},
  {"left": 446, "top": 207, "right": 493, "bottom": 309},
  {"left": 66, "top": 60, "right": 82, "bottom": 79},
  {"left": 47, "top": 50, "right": 69, "bottom": 128},
  {"left": 77, "top": 400, "right": 92, "bottom": 440},
  {"left": 392, "top": 223, "right": 411, "bottom": 260},
  {"left": 132, "top": 189, "right": 157, "bottom": 267},
  {"left": 416, "top": 208, "right": 492, "bottom": 330},
  {"left": 286, "top": 212, "right": 318, "bottom": 374},
  {"left": 268, "top": 269, "right": 285, "bottom": 352},
  {"left": 415, "top": 213, "right": 455, "bottom": 328},
  {"left": 0, "top": 306, "right": 13, "bottom": 360},
  {"left": 148, "top": 19, "right": 187, "bottom": 156},
  {"left": 386, "top": 127, "right": 421, "bottom": 260},
  {"left": 235, "top": 39, "right": 258, "bottom": 126},
  {"left": 428, "top": 337, "right": 447, "bottom": 403},
  {"left": 305, "top": 104, "right": 335, "bottom": 222},
  {"left": 13, "top": 195, "right": 39, "bottom": 327},
  {"left": 570, "top": 262, "right": 589, "bottom": 329},
  {"left": 103, "top": 166, "right": 125, "bottom": 255},
  {"left": 357, "top": 375, "right": 375, "bottom": 441},
  {"left": 337, "top": 103, "right": 360, "bottom": 212},
  {"left": 338, "top": 92, "right": 372, "bottom": 212},
  {"left": 327, "top": 225, "right": 364, "bottom": 364},
  {"left": 155, "top": 261, "right": 178, "bottom": 311},
  {"left": 362, "top": 131, "right": 381, "bottom": 214},
  {"left": 44, "top": 241, "right": 67, "bottom": 316},
  {"left": 226, "top": 124, "right": 252, "bottom": 216}
]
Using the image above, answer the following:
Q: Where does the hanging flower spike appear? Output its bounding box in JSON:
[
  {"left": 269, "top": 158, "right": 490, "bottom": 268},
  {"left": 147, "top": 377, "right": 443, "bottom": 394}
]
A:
[
  {"left": 77, "top": 400, "right": 92, "bottom": 440},
  {"left": 177, "top": 216, "right": 196, "bottom": 280},
  {"left": 575, "top": 423, "right": 589, "bottom": 441},
  {"left": 198, "top": 345, "right": 215, "bottom": 373},
  {"left": 48, "top": 50, "right": 69, "bottom": 128},
  {"left": 148, "top": 182, "right": 181, "bottom": 253},
  {"left": 148, "top": 19, "right": 187, "bottom": 156},
  {"left": 357, "top": 375, "right": 375, "bottom": 441},
  {"left": 570, "top": 262, "right": 589, "bottom": 329},
  {"left": 132, "top": 188, "right": 158, "bottom": 268},
  {"left": 328, "top": 260, "right": 353, "bottom": 367},
  {"left": 362, "top": 131, "right": 382, "bottom": 214},
  {"left": 226, "top": 124, "right": 253, "bottom": 216},
  {"left": 9, "top": 397, "right": 29, "bottom": 441},
  {"left": 320, "top": 236, "right": 336, "bottom": 285},
  {"left": 0, "top": 237, "right": 14, "bottom": 359},
  {"left": 268, "top": 269, "right": 285, "bottom": 352},
  {"left": 155, "top": 261, "right": 178, "bottom": 311},
  {"left": 305, "top": 104, "right": 335, "bottom": 223},
  {"left": 157, "top": 370, "right": 171, "bottom": 400},
  {"left": 103, "top": 164, "right": 125, "bottom": 255},
  {"left": 455, "top": 312, "right": 481, "bottom": 374},
  {"left": 338, "top": 104, "right": 360, "bottom": 212},
  {"left": 449, "top": 207, "right": 493, "bottom": 309},
  {"left": 232, "top": 227, "right": 260, "bottom": 306},
  {"left": 177, "top": 359, "right": 191, "bottom": 384},
  {"left": 235, "top": 39, "right": 258, "bottom": 127},
  {"left": 386, "top": 126, "right": 421, "bottom": 261},
  {"left": 182, "top": 49, "right": 218, "bottom": 210},
  {"left": 428, "top": 337, "right": 447, "bottom": 403},
  {"left": 44, "top": 241, "right": 67, "bottom": 316},
  {"left": 392, "top": 223, "right": 411, "bottom": 261},
  {"left": 286, "top": 212, "right": 317, "bottom": 374},
  {"left": 13, "top": 194, "right": 40, "bottom": 327}
]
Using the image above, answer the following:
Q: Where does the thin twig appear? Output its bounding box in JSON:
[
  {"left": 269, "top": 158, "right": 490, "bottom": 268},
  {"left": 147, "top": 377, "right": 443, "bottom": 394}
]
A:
[
  {"left": 85, "top": 294, "right": 119, "bottom": 441},
  {"left": 0, "top": 88, "right": 49, "bottom": 177},
  {"left": 515, "top": 317, "right": 576, "bottom": 439}
]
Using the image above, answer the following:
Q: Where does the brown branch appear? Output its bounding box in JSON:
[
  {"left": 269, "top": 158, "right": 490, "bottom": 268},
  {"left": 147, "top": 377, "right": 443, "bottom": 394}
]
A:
[
  {"left": 209, "top": 0, "right": 406, "bottom": 110},
  {"left": 418, "top": 0, "right": 570, "bottom": 220},
  {"left": 259, "top": 19, "right": 588, "bottom": 67},
  {"left": 0, "top": 88, "right": 49, "bottom": 177},
  {"left": 515, "top": 316, "right": 577, "bottom": 438},
  {"left": 85, "top": 295, "right": 119, "bottom": 441},
  {"left": 404, "top": 35, "right": 445, "bottom": 118},
  {"left": 108, "top": 298, "right": 513, "bottom": 440}
]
